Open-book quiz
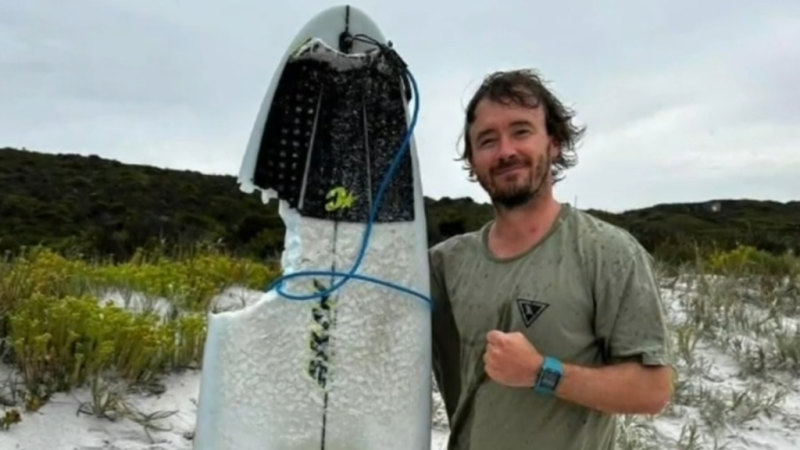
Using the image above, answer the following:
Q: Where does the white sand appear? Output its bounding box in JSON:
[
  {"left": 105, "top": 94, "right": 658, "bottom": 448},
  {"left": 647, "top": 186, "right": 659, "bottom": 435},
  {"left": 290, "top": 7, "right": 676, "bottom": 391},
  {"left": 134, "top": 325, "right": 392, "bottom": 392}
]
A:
[{"left": 0, "top": 365, "right": 451, "bottom": 450}]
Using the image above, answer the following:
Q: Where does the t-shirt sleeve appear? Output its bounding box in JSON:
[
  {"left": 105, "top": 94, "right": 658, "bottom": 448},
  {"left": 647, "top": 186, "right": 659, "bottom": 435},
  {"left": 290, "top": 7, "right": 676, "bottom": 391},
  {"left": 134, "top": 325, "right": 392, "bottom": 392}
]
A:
[
  {"left": 591, "top": 230, "right": 673, "bottom": 367},
  {"left": 428, "top": 247, "right": 462, "bottom": 422}
]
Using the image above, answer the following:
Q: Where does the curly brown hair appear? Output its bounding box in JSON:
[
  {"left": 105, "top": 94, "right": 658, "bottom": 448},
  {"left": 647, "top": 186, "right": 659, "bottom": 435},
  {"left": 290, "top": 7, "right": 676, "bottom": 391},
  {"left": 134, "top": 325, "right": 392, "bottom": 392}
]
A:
[{"left": 458, "top": 68, "right": 586, "bottom": 183}]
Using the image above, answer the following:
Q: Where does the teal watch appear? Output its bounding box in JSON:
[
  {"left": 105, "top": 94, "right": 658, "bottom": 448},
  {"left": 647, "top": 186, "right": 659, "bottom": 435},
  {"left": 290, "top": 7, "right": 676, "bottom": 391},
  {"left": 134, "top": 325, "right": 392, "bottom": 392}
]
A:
[{"left": 533, "top": 356, "right": 563, "bottom": 395}]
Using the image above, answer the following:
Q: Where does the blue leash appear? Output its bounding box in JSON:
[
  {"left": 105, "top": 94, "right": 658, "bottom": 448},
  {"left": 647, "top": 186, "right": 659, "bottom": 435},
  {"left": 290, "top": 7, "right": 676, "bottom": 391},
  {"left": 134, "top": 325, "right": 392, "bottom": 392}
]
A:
[{"left": 266, "top": 64, "right": 432, "bottom": 308}]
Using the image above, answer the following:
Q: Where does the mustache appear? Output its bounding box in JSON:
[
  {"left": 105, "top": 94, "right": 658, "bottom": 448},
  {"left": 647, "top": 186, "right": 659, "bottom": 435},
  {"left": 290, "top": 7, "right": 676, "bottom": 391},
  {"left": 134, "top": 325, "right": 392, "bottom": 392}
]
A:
[{"left": 491, "top": 157, "right": 530, "bottom": 174}]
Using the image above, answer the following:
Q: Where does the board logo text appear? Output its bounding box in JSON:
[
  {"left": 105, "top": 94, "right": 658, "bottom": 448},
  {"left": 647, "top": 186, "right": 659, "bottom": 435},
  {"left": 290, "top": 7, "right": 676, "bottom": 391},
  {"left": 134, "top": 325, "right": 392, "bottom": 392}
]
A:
[{"left": 325, "top": 186, "right": 356, "bottom": 211}]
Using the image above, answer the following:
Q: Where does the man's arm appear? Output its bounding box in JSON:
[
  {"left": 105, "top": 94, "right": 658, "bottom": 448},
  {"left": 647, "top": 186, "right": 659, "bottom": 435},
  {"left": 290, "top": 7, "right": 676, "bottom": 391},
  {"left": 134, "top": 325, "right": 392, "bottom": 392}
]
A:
[
  {"left": 484, "top": 331, "right": 673, "bottom": 415},
  {"left": 557, "top": 360, "right": 673, "bottom": 415}
]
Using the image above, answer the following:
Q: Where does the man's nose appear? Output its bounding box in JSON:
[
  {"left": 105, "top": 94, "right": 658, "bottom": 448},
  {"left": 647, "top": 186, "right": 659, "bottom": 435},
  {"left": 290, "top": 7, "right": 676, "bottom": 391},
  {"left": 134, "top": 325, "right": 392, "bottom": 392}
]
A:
[{"left": 496, "top": 134, "right": 516, "bottom": 158}]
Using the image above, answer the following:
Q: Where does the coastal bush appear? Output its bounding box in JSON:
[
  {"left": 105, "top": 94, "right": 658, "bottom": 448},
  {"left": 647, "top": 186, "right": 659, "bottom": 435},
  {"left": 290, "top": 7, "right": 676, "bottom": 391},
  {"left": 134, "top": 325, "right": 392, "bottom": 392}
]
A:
[{"left": 0, "top": 245, "right": 278, "bottom": 405}]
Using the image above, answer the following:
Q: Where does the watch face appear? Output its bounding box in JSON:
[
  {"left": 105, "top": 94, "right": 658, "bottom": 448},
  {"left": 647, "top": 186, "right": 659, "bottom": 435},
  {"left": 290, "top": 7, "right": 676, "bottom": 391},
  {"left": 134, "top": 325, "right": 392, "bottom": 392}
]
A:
[{"left": 542, "top": 370, "right": 560, "bottom": 387}]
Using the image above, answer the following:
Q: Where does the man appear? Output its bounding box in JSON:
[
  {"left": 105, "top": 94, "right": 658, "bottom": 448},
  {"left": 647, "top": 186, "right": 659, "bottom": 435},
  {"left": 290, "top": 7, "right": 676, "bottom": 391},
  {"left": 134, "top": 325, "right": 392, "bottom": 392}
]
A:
[{"left": 429, "top": 69, "right": 674, "bottom": 449}]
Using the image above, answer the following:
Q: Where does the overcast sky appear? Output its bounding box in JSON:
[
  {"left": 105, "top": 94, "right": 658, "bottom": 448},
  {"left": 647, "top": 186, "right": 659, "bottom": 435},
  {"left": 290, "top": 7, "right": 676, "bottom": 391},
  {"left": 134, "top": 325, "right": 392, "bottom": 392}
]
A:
[{"left": 2, "top": 0, "right": 798, "bottom": 212}]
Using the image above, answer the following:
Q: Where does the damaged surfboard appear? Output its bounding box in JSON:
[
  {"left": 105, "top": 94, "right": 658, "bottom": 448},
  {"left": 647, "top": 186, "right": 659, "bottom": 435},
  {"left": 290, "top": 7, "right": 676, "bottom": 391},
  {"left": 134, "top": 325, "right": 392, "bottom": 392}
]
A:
[{"left": 194, "top": 5, "right": 432, "bottom": 450}]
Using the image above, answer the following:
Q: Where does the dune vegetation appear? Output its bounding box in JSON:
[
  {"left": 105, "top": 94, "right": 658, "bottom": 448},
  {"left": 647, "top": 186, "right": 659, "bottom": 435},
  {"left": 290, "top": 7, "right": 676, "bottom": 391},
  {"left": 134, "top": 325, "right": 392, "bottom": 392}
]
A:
[
  {"left": 0, "top": 245, "right": 278, "bottom": 434},
  {"left": 0, "top": 243, "right": 798, "bottom": 448}
]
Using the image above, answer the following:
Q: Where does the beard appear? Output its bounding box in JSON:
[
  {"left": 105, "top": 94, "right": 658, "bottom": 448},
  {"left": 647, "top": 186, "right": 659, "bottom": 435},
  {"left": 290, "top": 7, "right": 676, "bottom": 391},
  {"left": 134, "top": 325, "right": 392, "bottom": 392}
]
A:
[{"left": 478, "top": 152, "right": 550, "bottom": 210}]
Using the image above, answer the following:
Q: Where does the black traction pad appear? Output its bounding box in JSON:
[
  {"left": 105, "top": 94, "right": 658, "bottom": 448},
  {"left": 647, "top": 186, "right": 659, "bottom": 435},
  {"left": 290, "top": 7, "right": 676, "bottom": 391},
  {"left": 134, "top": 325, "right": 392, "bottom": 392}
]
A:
[{"left": 251, "top": 44, "right": 414, "bottom": 223}]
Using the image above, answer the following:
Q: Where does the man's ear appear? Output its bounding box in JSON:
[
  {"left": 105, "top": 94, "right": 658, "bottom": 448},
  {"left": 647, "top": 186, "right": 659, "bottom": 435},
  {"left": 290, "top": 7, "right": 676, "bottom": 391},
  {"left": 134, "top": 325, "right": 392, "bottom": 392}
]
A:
[{"left": 548, "top": 141, "right": 561, "bottom": 160}]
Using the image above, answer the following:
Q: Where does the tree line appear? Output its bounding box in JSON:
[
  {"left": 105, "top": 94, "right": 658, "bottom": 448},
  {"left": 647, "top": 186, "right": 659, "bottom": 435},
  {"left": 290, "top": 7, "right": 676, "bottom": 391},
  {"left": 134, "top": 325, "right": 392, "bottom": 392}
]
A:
[{"left": 2, "top": 147, "right": 798, "bottom": 264}]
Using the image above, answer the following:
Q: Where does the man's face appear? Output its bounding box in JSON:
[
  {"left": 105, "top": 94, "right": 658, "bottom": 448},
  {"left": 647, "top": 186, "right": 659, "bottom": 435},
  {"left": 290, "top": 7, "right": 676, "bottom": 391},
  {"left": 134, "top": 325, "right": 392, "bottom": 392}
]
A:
[{"left": 467, "top": 97, "right": 559, "bottom": 209}]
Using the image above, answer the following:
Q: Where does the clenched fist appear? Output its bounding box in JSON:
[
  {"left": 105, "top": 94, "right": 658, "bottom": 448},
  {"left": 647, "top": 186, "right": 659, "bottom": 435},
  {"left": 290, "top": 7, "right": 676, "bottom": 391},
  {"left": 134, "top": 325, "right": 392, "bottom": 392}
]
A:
[{"left": 483, "top": 330, "right": 544, "bottom": 388}]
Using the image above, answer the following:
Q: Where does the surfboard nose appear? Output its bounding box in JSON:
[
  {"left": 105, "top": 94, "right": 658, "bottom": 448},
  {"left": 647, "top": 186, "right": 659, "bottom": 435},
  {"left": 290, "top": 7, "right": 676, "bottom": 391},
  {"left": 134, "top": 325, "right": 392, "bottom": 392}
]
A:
[{"left": 339, "top": 5, "right": 354, "bottom": 53}]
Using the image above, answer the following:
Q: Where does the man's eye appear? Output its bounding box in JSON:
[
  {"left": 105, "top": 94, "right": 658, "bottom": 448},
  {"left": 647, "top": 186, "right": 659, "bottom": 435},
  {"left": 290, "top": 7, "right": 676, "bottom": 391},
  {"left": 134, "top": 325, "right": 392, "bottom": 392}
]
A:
[
  {"left": 478, "top": 138, "right": 495, "bottom": 148},
  {"left": 514, "top": 129, "right": 531, "bottom": 137}
]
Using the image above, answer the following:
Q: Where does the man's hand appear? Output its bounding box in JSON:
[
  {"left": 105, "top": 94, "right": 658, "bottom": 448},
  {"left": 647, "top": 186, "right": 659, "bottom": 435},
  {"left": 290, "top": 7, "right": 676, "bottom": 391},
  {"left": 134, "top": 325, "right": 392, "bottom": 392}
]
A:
[
  {"left": 481, "top": 329, "right": 673, "bottom": 414},
  {"left": 483, "top": 330, "right": 544, "bottom": 388}
]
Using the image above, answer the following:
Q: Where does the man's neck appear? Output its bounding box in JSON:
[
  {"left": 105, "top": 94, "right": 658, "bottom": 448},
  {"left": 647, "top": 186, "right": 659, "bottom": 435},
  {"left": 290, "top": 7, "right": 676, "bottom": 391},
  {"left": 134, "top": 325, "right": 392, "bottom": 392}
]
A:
[{"left": 487, "top": 191, "right": 562, "bottom": 259}]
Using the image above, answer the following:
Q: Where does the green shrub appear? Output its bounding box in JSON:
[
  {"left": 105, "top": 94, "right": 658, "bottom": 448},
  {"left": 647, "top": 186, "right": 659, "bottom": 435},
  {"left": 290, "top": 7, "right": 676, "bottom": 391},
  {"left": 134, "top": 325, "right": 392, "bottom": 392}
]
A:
[
  {"left": 92, "top": 250, "right": 278, "bottom": 312},
  {"left": 10, "top": 294, "right": 171, "bottom": 395},
  {"left": 0, "top": 247, "right": 91, "bottom": 318},
  {"left": 9, "top": 293, "right": 210, "bottom": 397},
  {"left": 1, "top": 245, "right": 276, "bottom": 409},
  {"left": 705, "top": 245, "right": 799, "bottom": 277}
]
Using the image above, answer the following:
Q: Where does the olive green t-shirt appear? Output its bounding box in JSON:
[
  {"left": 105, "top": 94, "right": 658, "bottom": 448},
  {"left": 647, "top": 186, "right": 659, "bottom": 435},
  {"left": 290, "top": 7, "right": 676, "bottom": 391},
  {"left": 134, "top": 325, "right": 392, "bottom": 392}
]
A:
[{"left": 429, "top": 204, "right": 672, "bottom": 450}]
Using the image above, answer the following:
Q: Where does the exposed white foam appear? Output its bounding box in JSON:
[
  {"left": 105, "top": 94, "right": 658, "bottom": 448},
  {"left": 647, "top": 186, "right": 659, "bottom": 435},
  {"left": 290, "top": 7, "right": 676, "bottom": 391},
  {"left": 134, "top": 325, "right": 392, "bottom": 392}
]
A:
[{"left": 194, "top": 200, "right": 431, "bottom": 449}]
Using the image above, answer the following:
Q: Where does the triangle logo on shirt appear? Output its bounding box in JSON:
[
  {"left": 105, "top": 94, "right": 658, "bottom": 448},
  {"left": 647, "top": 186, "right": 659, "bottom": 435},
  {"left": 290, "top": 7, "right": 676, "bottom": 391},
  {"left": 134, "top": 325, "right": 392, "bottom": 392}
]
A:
[{"left": 516, "top": 298, "right": 549, "bottom": 328}]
